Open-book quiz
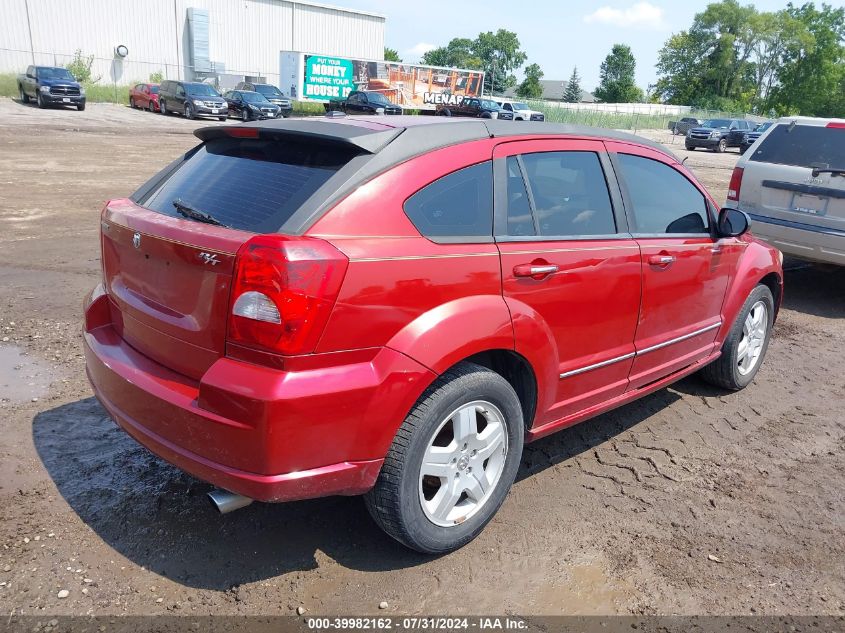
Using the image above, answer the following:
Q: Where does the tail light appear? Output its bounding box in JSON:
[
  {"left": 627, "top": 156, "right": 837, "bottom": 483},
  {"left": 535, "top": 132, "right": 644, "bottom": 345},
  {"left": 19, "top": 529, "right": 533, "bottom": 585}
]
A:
[
  {"left": 727, "top": 167, "right": 744, "bottom": 202},
  {"left": 227, "top": 235, "right": 348, "bottom": 356},
  {"left": 826, "top": 122, "right": 845, "bottom": 129}
]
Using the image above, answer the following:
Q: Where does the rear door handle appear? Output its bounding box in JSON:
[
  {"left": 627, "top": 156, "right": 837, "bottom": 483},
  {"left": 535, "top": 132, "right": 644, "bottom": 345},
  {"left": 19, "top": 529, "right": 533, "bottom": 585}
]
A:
[
  {"left": 648, "top": 255, "right": 675, "bottom": 266},
  {"left": 513, "top": 263, "right": 559, "bottom": 278}
]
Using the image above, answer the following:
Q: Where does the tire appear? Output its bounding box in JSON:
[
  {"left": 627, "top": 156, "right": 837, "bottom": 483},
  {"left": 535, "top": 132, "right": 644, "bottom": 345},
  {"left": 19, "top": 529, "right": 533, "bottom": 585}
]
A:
[
  {"left": 686, "top": 145, "right": 694, "bottom": 151},
  {"left": 130, "top": 98, "right": 135, "bottom": 109},
  {"left": 19, "top": 85, "right": 30, "bottom": 104},
  {"left": 699, "top": 284, "right": 775, "bottom": 391},
  {"left": 715, "top": 138, "right": 727, "bottom": 153},
  {"left": 241, "top": 109, "right": 249, "bottom": 122},
  {"left": 365, "top": 362, "right": 524, "bottom": 554},
  {"left": 36, "top": 92, "right": 46, "bottom": 109},
  {"left": 77, "top": 102, "right": 85, "bottom": 111},
  {"left": 160, "top": 100, "right": 167, "bottom": 115},
  {"left": 185, "top": 103, "right": 195, "bottom": 120},
  {"left": 149, "top": 101, "right": 155, "bottom": 113},
  {"left": 218, "top": 116, "right": 227, "bottom": 121},
  {"left": 439, "top": 108, "right": 451, "bottom": 117},
  {"left": 480, "top": 112, "right": 492, "bottom": 119}
]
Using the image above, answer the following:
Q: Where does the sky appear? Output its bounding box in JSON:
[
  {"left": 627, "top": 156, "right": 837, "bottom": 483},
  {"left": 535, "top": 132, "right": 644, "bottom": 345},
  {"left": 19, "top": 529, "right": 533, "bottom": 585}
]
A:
[{"left": 333, "top": 0, "right": 826, "bottom": 91}]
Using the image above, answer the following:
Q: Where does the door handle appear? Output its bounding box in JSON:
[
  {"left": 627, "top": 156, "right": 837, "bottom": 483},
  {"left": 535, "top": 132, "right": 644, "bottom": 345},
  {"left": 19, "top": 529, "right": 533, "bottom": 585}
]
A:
[
  {"left": 648, "top": 255, "right": 675, "bottom": 266},
  {"left": 513, "top": 263, "right": 559, "bottom": 278}
]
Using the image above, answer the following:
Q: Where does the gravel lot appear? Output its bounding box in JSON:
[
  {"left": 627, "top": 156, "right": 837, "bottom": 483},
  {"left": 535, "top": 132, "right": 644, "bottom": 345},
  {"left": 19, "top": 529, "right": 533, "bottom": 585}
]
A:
[{"left": 0, "top": 99, "right": 843, "bottom": 617}]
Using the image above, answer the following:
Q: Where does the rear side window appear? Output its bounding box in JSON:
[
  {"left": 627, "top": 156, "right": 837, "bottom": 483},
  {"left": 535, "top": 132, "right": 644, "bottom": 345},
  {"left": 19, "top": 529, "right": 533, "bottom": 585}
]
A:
[
  {"left": 616, "top": 153, "right": 708, "bottom": 234},
  {"left": 403, "top": 162, "right": 493, "bottom": 242},
  {"left": 750, "top": 124, "right": 845, "bottom": 168},
  {"left": 140, "top": 137, "right": 360, "bottom": 233},
  {"left": 519, "top": 151, "right": 616, "bottom": 237}
]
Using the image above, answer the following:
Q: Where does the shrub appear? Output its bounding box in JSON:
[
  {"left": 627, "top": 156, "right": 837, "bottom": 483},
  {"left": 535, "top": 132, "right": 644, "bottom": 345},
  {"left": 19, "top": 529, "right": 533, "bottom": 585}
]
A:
[
  {"left": 65, "top": 49, "right": 99, "bottom": 84},
  {"left": 149, "top": 70, "right": 164, "bottom": 84}
]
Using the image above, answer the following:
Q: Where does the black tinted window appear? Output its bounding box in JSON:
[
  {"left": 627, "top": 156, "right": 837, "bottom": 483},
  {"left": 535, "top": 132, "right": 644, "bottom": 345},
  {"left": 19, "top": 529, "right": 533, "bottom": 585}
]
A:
[
  {"left": 404, "top": 162, "right": 493, "bottom": 241},
  {"left": 505, "top": 157, "right": 535, "bottom": 236},
  {"left": 140, "top": 137, "right": 360, "bottom": 233},
  {"left": 750, "top": 124, "right": 845, "bottom": 168},
  {"left": 616, "top": 153, "right": 708, "bottom": 234},
  {"left": 520, "top": 152, "right": 616, "bottom": 236}
]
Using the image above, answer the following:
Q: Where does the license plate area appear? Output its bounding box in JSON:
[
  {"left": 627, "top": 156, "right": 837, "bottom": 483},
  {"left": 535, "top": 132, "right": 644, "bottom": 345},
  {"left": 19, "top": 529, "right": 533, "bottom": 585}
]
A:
[
  {"left": 62, "top": 98, "right": 70, "bottom": 103},
  {"left": 791, "top": 192, "right": 829, "bottom": 217}
]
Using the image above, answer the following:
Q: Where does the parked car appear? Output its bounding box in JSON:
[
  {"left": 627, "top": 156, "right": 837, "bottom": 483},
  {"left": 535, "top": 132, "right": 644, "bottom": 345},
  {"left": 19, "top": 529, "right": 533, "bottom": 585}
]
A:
[
  {"left": 158, "top": 80, "right": 227, "bottom": 121},
  {"left": 436, "top": 97, "right": 514, "bottom": 120},
  {"left": 17, "top": 65, "right": 85, "bottom": 110},
  {"left": 492, "top": 98, "right": 545, "bottom": 121},
  {"left": 669, "top": 117, "right": 702, "bottom": 135},
  {"left": 686, "top": 118, "right": 752, "bottom": 152},
  {"left": 129, "top": 83, "right": 160, "bottom": 112},
  {"left": 739, "top": 121, "right": 773, "bottom": 154},
  {"left": 324, "top": 90, "right": 402, "bottom": 115},
  {"left": 224, "top": 90, "right": 281, "bottom": 121},
  {"left": 84, "top": 117, "right": 782, "bottom": 553},
  {"left": 234, "top": 82, "right": 292, "bottom": 118},
  {"left": 725, "top": 116, "right": 845, "bottom": 266}
]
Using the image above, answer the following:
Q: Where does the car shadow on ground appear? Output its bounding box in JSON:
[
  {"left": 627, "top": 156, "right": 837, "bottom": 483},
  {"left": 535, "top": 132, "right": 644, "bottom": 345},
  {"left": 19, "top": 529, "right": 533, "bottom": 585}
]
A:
[
  {"left": 780, "top": 260, "right": 845, "bottom": 319},
  {"left": 32, "top": 381, "right": 701, "bottom": 589}
]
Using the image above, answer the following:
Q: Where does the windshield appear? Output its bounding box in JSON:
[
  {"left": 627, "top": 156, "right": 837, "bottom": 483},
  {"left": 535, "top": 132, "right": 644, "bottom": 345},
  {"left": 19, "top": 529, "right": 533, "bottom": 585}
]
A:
[
  {"left": 511, "top": 103, "right": 529, "bottom": 110},
  {"left": 480, "top": 99, "right": 499, "bottom": 109},
  {"left": 149, "top": 85, "right": 159, "bottom": 94},
  {"left": 37, "top": 67, "right": 74, "bottom": 81},
  {"left": 702, "top": 119, "right": 732, "bottom": 129},
  {"left": 254, "top": 84, "right": 283, "bottom": 97},
  {"left": 367, "top": 92, "right": 391, "bottom": 105},
  {"left": 241, "top": 91, "right": 269, "bottom": 103},
  {"left": 754, "top": 122, "right": 772, "bottom": 132},
  {"left": 186, "top": 84, "right": 220, "bottom": 97}
]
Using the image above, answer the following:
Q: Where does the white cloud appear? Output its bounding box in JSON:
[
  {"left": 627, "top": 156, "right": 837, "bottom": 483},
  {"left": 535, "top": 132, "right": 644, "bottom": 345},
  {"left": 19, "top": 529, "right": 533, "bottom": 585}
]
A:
[
  {"left": 583, "top": 2, "right": 667, "bottom": 29},
  {"left": 405, "top": 42, "right": 437, "bottom": 58}
]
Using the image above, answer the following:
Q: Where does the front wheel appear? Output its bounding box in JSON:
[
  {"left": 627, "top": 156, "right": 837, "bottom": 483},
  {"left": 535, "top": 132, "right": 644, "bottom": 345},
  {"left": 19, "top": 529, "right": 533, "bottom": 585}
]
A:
[
  {"left": 686, "top": 145, "right": 694, "bottom": 151},
  {"left": 715, "top": 138, "right": 727, "bottom": 153},
  {"left": 241, "top": 109, "right": 249, "bottom": 122},
  {"left": 185, "top": 103, "right": 195, "bottom": 120},
  {"left": 699, "top": 284, "right": 774, "bottom": 390},
  {"left": 365, "top": 362, "right": 524, "bottom": 553},
  {"left": 77, "top": 102, "right": 85, "bottom": 111},
  {"left": 130, "top": 98, "right": 135, "bottom": 109},
  {"left": 160, "top": 100, "right": 167, "bottom": 115},
  {"left": 36, "top": 92, "right": 46, "bottom": 109}
]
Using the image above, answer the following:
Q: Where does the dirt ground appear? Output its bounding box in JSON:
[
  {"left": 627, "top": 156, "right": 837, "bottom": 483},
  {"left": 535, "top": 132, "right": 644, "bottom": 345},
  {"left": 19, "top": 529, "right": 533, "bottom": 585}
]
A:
[{"left": 0, "top": 99, "right": 843, "bottom": 618}]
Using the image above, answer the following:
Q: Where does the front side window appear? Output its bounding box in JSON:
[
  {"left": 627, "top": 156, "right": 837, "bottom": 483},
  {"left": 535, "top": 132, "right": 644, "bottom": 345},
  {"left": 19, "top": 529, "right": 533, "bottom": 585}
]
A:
[
  {"left": 517, "top": 151, "right": 616, "bottom": 237},
  {"left": 403, "top": 162, "right": 493, "bottom": 241},
  {"left": 615, "top": 153, "right": 708, "bottom": 234}
]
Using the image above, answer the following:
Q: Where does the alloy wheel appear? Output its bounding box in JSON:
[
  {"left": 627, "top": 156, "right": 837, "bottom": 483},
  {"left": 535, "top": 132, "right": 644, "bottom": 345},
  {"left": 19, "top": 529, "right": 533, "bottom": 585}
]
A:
[
  {"left": 418, "top": 400, "right": 508, "bottom": 527},
  {"left": 737, "top": 300, "right": 768, "bottom": 375}
]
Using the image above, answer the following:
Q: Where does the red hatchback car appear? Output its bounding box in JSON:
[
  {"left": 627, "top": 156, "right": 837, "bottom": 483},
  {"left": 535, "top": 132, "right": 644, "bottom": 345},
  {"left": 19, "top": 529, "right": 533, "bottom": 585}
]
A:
[
  {"left": 129, "top": 83, "right": 160, "bottom": 112},
  {"left": 84, "top": 117, "right": 783, "bottom": 553}
]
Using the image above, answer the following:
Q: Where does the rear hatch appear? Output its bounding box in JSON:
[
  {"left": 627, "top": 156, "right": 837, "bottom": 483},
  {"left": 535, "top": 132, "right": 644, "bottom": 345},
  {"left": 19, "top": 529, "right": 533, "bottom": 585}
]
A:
[
  {"left": 100, "top": 122, "right": 391, "bottom": 379},
  {"left": 740, "top": 121, "right": 845, "bottom": 231}
]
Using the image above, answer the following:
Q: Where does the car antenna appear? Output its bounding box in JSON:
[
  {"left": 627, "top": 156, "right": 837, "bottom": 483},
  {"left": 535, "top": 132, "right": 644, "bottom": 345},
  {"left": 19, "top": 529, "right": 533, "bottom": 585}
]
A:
[{"left": 681, "top": 156, "right": 689, "bottom": 165}]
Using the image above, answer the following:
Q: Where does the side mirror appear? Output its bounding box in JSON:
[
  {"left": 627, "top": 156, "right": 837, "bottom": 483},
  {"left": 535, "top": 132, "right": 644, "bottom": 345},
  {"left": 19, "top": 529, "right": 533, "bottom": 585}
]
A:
[
  {"left": 717, "top": 208, "right": 750, "bottom": 237},
  {"left": 26, "top": 72, "right": 35, "bottom": 79}
]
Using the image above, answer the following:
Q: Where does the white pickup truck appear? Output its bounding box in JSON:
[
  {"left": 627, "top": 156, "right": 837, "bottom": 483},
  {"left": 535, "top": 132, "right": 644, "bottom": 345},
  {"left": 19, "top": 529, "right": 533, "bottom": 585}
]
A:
[{"left": 491, "top": 98, "right": 545, "bottom": 122}]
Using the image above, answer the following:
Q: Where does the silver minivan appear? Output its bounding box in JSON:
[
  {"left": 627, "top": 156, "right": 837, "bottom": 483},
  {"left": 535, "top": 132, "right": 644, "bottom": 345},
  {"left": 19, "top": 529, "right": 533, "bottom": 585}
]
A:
[{"left": 726, "top": 116, "right": 845, "bottom": 265}]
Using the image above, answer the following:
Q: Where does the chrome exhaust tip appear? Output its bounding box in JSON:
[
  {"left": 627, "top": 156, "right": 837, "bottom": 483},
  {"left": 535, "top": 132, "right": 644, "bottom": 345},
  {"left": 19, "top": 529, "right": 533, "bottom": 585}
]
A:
[{"left": 208, "top": 489, "right": 253, "bottom": 514}]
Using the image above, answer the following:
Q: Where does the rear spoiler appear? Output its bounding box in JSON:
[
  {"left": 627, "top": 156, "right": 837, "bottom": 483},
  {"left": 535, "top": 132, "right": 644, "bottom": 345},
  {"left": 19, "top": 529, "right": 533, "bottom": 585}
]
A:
[{"left": 194, "top": 119, "right": 403, "bottom": 154}]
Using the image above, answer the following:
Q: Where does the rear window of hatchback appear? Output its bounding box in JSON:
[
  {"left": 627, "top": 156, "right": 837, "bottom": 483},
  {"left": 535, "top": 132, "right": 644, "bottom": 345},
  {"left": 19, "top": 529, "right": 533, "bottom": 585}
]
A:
[{"left": 749, "top": 123, "right": 845, "bottom": 168}]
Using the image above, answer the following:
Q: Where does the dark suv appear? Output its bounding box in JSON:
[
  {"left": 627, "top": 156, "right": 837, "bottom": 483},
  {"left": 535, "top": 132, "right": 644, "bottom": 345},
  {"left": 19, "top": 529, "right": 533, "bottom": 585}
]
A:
[
  {"left": 436, "top": 97, "right": 514, "bottom": 120},
  {"left": 159, "top": 80, "right": 227, "bottom": 121},
  {"left": 686, "top": 118, "right": 751, "bottom": 153},
  {"left": 235, "top": 82, "right": 292, "bottom": 118}
]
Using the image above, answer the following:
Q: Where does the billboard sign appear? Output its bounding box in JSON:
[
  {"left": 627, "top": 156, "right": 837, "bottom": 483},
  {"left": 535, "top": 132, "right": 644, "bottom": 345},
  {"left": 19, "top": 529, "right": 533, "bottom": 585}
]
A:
[{"left": 280, "top": 51, "right": 485, "bottom": 111}]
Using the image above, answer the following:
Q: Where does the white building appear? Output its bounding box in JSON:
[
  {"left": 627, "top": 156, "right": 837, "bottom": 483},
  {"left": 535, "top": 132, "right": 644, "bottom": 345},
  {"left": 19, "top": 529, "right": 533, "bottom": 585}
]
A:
[{"left": 0, "top": 0, "right": 385, "bottom": 88}]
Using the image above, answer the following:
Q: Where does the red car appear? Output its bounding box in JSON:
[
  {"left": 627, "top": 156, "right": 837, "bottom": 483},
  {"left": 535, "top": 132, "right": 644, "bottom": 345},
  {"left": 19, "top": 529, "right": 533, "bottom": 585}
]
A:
[
  {"left": 129, "top": 83, "right": 160, "bottom": 112},
  {"left": 83, "top": 117, "right": 783, "bottom": 553}
]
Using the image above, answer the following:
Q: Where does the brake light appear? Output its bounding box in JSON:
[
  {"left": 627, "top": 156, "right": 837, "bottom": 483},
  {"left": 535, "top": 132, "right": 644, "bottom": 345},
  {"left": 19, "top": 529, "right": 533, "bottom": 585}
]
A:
[
  {"left": 227, "top": 235, "right": 348, "bottom": 356},
  {"left": 826, "top": 122, "right": 845, "bottom": 129},
  {"left": 727, "top": 167, "right": 744, "bottom": 202}
]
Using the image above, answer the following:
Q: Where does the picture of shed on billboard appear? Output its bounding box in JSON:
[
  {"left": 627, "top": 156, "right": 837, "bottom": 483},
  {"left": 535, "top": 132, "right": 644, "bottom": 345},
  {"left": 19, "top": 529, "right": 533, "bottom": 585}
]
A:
[{"left": 279, "top": 51, "right": 486, "bottom": 111}]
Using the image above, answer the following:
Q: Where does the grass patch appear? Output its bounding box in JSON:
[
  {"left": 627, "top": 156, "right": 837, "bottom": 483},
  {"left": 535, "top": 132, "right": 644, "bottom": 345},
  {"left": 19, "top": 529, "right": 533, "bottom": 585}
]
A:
[
  {"left": 0, "top": 73, "right": 18, "bottom": 98},
  {"left": 292, "top": 100, "right": 327, "bottom": 116}
]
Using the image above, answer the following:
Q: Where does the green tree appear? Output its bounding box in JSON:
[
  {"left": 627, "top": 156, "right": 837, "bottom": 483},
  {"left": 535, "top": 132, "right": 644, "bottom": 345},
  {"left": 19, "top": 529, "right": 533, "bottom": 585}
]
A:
[
  {"left": 515, "top": 63, "right": 543, "bottom": 99},
  {"left": 766, "top": 2, "right": 845, "bottom": 117},
  {"left": 594, "top": 44, "right": 642, "bottom": 103},
  {"left": 384, "top": 47, "right": 402, "bottom": 62},
  {"left": 149, "top": 70, "right": 164, "bottom": 83},
  {"left": 562, "top": 67, "right": 582, "bottom": 102},
  {"left": 422, "top": 38, "right": 481, "bottom": 69},
  {"left": 65, "top": 49, "right": 98, "bottom": 83},
  {"left": 472, "top": 29, "right": 528, "bottom": 94}
]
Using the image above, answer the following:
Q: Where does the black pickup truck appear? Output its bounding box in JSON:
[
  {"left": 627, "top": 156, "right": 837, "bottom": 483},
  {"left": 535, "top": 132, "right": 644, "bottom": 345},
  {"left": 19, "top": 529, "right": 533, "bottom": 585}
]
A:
[
  {"left": 324, "top": 90, "right": 402, "bottom": 115},
  {"left": 17, "top": 65, "right": 86, "bottom": 110},
  {"left": 436, "top": 97, "right": 513, "bottom": 120},
  {"left": 685, "top": 118, "right": 751, "bottom": 152}
]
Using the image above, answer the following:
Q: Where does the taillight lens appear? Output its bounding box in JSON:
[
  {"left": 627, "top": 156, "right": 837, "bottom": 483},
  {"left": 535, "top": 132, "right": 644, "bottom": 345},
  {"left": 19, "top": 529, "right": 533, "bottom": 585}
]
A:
[
  {"left": 727, "top": 167, "right": 744, "bottom": 202},
  {"left": 227, "top": 235, "right": 348, "bottom": 356}
]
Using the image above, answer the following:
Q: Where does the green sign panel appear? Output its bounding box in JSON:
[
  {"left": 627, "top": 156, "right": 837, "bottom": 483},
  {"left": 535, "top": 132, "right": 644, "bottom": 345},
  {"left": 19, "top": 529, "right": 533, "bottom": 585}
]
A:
[{"left": 303, "top": 55, "right": 354, "bottom": 101}]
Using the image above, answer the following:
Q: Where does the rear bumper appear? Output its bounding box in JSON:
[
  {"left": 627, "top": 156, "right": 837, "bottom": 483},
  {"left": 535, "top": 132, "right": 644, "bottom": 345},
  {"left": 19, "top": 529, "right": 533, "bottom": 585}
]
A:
[
  {"left": 83, "top": 288, "right": 434, "bottom": 502},
  {"left": 747, "top": 213, "right": 845, "bottom": 266}
]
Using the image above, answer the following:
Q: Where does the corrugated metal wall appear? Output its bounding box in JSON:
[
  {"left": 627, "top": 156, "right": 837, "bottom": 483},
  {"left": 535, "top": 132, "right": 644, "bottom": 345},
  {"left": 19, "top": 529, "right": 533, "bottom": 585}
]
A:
[{"left": 0, "top": 0, "right": 385, "bottom": 86}]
